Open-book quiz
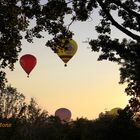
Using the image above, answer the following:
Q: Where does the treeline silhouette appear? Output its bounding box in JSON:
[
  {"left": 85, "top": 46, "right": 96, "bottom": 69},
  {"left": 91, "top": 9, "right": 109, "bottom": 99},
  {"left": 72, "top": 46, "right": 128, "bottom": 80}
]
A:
[{"left": 0, "top": 85, "right": 140, "bottom": 140}]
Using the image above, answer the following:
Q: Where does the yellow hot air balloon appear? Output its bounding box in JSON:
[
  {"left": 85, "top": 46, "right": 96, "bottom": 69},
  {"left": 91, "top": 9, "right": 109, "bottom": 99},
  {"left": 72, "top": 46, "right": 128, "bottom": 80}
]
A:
[
  {"left": 108, "top": 107, "right": 122, "bottom": 116},
  {"left": 56, "top": 39, "right": 78, "bottom": 66}
]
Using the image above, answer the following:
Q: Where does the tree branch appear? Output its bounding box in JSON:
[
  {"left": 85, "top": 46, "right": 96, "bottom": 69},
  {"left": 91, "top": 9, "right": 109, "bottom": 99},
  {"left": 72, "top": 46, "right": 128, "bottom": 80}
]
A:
[
  {"left": 113, "top": 0, "right": 140, "bottom": 31},
  {"left": 97, "top": 0, "right": 140, "bottom": 41},
  {"left": 113, "top": 0, "right": 140, "bottom": 18}
]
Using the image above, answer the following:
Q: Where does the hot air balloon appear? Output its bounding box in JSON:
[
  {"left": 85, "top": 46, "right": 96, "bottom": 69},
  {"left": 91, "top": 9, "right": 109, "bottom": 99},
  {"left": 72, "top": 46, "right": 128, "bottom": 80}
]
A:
[
  {"left": 56, "top": 39, "right": 78, "bottom": 66},
  {"left": 108, "top": 107, "right": 122, "bottom": 116},
  {"left": 20, "top": 54, "right": 37, "bottom": 77},
  {"left": 55, "top": 108, "right": 72, "bottom": 123}
]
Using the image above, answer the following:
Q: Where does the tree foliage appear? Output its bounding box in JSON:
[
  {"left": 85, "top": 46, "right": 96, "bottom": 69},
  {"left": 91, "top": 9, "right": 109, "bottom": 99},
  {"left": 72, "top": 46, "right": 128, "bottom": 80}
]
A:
[
  {"left": 0, "top": 85, "right": 26, "bottom": 118},
  {"left": 0, "top": 86, "right": 140, "bottom": 140},
  {"left": 1, "top": 109, "right": 140, "bottom": 140},
  {"left": 0, "top": 0, "right": 140, "bottom": 111}
]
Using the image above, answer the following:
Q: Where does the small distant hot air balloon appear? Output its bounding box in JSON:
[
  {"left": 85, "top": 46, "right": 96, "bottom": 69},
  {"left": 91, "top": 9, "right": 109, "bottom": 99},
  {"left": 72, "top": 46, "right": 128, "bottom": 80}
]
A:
[
  {"left": 56, "top": 39, "right": 78, "bottom": 67},
  {"left": 20, "top": 54, "right": 37, "bottom": 77},
  {"left": 55, "top": 108, "right": 72, "bottom": 123},
  {"left": 108, "top": 107, "right": 122, "bottom": 116}
]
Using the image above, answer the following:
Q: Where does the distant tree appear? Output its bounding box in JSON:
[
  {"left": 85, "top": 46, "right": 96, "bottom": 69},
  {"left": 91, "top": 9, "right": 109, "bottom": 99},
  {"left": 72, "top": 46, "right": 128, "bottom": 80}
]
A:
[
  {"left": 0, "top": 0, "right": 140, "bottom": 113},
  {"left": 0, "top": 85, "right": 26, "bottom": 140},
  {"left": 92, "top": 113, "right": 114, "bottom": 140},
  {"left": 0, "top": 85, "right": 26, "bottom": 118},
  {"left": 0, "top": 85, "right": 25, "bottom": 140},
  {"left": 15, "top": 98, "right": 48, "bottom": 140},
  {"left": 67, "top": 118, "right": 94, "bottom": 140},
  {"left": 25, "top": 98, "right": 48, "bottom": 123},
  {"left": 0, "top": 86, "right": 49, "bottom": 140},
  {"left": 90, "top": 111, "right": 140, "bottom": 140},
  {"left": 108, "top": 109, "right": 140, "bottom": 140}
]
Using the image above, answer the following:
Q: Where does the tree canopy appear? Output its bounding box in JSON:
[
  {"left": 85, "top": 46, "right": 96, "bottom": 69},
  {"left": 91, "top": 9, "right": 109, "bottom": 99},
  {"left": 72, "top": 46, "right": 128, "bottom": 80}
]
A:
[{"left": 0, "top": 0, "right": 140, "bottom": 112}]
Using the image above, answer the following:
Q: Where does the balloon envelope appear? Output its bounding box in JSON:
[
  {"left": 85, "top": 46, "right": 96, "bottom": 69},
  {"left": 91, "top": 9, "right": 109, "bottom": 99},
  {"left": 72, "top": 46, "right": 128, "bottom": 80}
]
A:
[
  {"left": 108, "top": 107, "right": 122, "bottom": 116},
  {"left": 55, "top": 108, "right": 72, "bottom": 123},
  {"left": 20, "top": 54, "right": 37, "bottom": 77},
  {"left": 56, "top": 39, "right": 78, "bottom": 66}
]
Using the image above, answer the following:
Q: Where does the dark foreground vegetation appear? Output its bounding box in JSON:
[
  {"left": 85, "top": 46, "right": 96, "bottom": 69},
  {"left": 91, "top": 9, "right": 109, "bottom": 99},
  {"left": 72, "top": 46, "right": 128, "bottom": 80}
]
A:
[
  {"left": 0, "top": 85, "right": 140, "bottom": 140},
  {"left": 0, "top": 0, "right": 140, "bottom": 115}
]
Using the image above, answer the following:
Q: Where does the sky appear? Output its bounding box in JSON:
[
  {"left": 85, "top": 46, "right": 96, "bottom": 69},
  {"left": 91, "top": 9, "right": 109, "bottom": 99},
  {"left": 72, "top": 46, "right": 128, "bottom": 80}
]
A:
[{"left": 5, "top": 8, "right": 130, "bottom": 120}]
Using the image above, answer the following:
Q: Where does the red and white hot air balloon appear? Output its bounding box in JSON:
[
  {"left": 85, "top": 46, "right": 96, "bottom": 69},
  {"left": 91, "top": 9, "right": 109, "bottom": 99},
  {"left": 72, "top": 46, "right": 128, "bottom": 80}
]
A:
[
  {"left": 20, "top": 54, "right": 37, "bottom": 77},
  {"left": 55, "top": 108, "right": 72, "bottom": 123}
]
